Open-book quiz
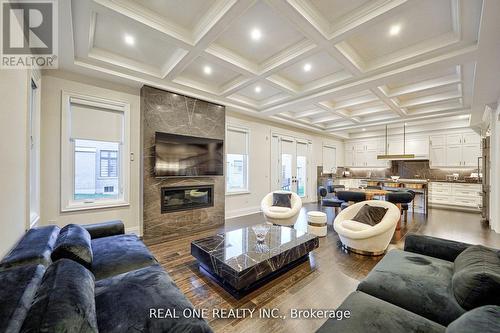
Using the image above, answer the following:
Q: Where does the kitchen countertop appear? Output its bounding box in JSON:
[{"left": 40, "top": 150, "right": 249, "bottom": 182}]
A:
[{"left": 337, "top": 177, "right": 481, "bottom": 184}]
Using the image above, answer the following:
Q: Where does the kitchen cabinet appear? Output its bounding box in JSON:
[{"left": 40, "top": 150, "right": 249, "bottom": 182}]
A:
[
  {"left": 337, "top": 178, "right": 362, "bottom": 189},
  {"left": 429, "top": 132, "right": 481, "bottom": 168},
  {"left": 430, "top": 135, "right": 446, "bottom": 146},
  {"left": 445, "top": 145, "right": 462, "bottom": 166},
  {"left": 429, "top": 146, "right": 446, "bottom": 167},
  {"left": 344, "top": 139, "right": 383, "bottom": 167},
  {"left": 429, "top": 182, "right": 481, "bottom": 210},
  {"left": 462, "top": 144, "right": 481, "bottom": 167},
  {"left": 446, "top": 134, "right": 462, "bottom": 145}
]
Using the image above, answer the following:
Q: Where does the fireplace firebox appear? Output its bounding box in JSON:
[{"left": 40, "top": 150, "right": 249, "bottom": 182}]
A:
[{"left": 161, "top": 185, "right": 214, "bottom": 213}]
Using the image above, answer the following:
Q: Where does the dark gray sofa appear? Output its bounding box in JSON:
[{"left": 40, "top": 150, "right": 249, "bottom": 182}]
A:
[
  {"left": 317, "top": 234, "right": 500, "bottom": 332},
  {"left": 0, "top": 221, "right": 213, "bottom": 333}
]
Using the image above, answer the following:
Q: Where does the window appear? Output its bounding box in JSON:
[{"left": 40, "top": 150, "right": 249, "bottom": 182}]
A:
[
  {"left": 100, "top": 150, "right": 118, "bottom": 177},
  {"left": 61, "top": 92, "right": 130, "bottom": 211},
  {"left": 74, "top": 140, "right": 120, "bottom": 201},
  {"left": 226, "top": 126, "right": 249, "bottom": 194}
]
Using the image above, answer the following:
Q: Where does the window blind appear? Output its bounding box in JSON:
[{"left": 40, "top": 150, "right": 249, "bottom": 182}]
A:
[
  {"left": 227, "top": 127, "right": 248, "bottom": 155},
  {"left": 70, "top": 103, "right": 123, "bottom": 142}
]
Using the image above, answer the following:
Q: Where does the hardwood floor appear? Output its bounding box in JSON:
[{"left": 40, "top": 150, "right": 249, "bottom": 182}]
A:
[{"left": 147, "top": 204, "right": 500, "bottom": 333}]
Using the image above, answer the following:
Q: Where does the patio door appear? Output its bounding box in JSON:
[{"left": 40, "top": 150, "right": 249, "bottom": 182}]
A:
[{"left": 271, "top": 134, "right": 310, "bottom": 199}]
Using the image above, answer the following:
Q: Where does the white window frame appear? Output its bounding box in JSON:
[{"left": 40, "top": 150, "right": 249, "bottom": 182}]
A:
[
  {"left": 28, "top": 70, "right": 41, "bottom": 229},
  {"left": 225, "top": 124, "right": 250, "bottom": 195},
  {"left": 60, "top": 91, "right": 130, "bottom": 212}
]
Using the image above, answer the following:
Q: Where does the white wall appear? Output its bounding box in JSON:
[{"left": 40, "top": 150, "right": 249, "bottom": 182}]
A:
[
  {"left": 489, "top": 103, "right": 500, "bottom": 233},
  {"left": 225, "top": 113, "right": 344, "bottom": 218},
  {"left": 40, "top": 71, "right": 142, "bottom": 234},
  {"left": 0, "top": 70, "right": 30, "bottom": 257}
]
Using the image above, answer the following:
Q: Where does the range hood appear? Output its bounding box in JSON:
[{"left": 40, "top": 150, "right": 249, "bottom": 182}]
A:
[{"left": 377, "top": 124, "right": 416, "bottom": 160}]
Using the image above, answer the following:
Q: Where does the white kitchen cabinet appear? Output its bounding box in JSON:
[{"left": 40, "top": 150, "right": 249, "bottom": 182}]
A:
[
  {"left": 446, "top": 145, "right": 462, "bottom": 166},
  {"left": 462, "top": 133, "right": 480, "bottom": 144},
  {"left": 429, "top": 132, "right": 481, "bottom": 168},
  {"left": 429, "top": 146, "right": 446, "bottom": 167},
  {"left": 354, "top": 151, "right": 365, "bottom": 167},
  {"left": 446, "top": 134, "right": 462, "bottom": 145},
  {"left": 430, "top": 135, "right": 446, "bottom": 146},
  {"left": 429, "top": 182, "right": 481, "bottom": 210},
  {"left": 462, "top": 143, "right": 481, "bottom": 167},
  {"left": 345, "top": 149, "right": 354, "bottom": 167}
]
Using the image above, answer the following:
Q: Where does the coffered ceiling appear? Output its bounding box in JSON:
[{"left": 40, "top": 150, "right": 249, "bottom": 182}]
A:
[{"left": 59, "top": 0, "right": 498, "bottom": 138}]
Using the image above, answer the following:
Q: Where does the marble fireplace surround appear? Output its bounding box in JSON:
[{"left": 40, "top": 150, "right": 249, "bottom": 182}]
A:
[{"left": 141, "top": 86, "right": 225, "bottom": 244}]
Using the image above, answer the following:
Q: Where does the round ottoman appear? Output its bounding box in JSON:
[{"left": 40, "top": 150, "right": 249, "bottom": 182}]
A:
[{"left": 307, "top": 211, "right": 327, "bottom": 237}]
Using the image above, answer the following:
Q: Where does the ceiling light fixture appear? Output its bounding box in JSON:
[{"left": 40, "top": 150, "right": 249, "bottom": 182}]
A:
[
  {"left": 250, "top": 28, "right": 262, "bottom": 41},
  {"left": 254, "top": 86, "right": 262, "bottom": 93},
  {"left": 303, "top": 63, "right": 312, "bottom": 72},
  {"left": 362, "top": 128, "right": 366, "bottom": 131},
  {"left": 124, "top": 34, "right": 135, "bottom": 46},
  {"left": 389, "top": 24, "right": 401, "bottom": 36},
  {"left": 203, "top": 66, "right": 212, "bottom": 75}
]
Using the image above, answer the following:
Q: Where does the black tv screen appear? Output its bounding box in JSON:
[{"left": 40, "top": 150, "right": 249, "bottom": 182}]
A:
[{"left": 154, "top": 132, "right": 224, "bottom": 177}]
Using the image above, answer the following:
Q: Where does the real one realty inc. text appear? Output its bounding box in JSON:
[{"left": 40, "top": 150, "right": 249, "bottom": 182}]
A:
[{"left": 149, "top": 308, "right": 351, "bottom": 320}]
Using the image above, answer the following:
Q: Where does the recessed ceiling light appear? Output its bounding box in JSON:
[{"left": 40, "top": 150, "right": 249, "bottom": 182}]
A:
[
  {"left": 203, "top": 66, "right": 212, "bottom": 75},
  {"left": 250, "top": 28, "right": 262, "bottom": 41},
  {"left": 389, "top": 24, "right": 401, "bottom": 36},
  {"left": 254, "top": 86, "right": 262, "bottom": 93},
  {"left": 362, "top": 128, "right": 366, "bottom": 131},
  {"left": 124, "top": 34, "right": 135, "bottom": 46},
  {"left": 303, "top": 63, "right": 312, "bottom": 72}
]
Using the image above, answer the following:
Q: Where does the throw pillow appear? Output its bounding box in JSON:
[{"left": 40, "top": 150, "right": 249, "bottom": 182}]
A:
[
  {"left": 452, "top": 245, "right": 500, "bottom": 310},
  {"left": 272, "top": 192, "right": 292, "bottom": 208},
  {"left": 352, "top": 204, "right": 388, "bottom": 226},
  {"left": 20, "top": 259, "right": 98, "bottom": 333},
  {"left": 51, "top": 224, "right": 93, "bottom": 268}
]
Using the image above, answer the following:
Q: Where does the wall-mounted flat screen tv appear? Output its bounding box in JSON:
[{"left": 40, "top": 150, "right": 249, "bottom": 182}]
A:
[{"left": 154, "top": 132, "right": 224, "bottom": 177}]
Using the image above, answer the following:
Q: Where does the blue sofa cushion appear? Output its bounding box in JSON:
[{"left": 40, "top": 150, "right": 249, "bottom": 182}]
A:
[
  {"left": 0, "top": 264, "right": 45, "bottom": 333},
  {"left": 51, "top": 224, "right": 93, "bottom": 269},
  {"left": 20, "top": 259, "right": 98, "bottom": 333},
  {"left": 90, "top": 234, "right": 157, "bottom": 280},
  {"left": 358, "top": 249, "right": 465, "bottom": 326},
  {"left": 95, "top": 264, "right": 213, "bottom": 333},
  {"left": 316, "top": 291, "right": 445, "bottom": 333},
  {"left": 0, "top": 225, "right": 60, "bottom": 269},
  {"left": 446, "top": 305, "right": 500, "bottom": 333},
  {"left": 452, "top": 245, "right": 500, "bottom": 310}
]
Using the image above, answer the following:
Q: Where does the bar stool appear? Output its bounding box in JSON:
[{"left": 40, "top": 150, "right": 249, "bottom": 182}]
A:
[
  {"left": 318, "top": 186, "right": 344, "bottom": 213},
  {"left": 337, "top": 191, "right": 366, "bottom": 210},
  {"left": 385, "top": 191, "right": 415, "bottom": 222}
]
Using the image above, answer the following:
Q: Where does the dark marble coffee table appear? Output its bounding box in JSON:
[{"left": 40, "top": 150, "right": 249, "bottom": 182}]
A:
[{"left": 191, "top": 224, "right": 319, "bottom": 298}]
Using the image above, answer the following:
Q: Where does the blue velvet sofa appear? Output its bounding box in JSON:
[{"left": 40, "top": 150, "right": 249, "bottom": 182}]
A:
[
  {"left": 0, "top": 221, "right": 213, "bottom": 333},
  {"left": 317, "top": 234, "right": 500, "bottom": 333}
]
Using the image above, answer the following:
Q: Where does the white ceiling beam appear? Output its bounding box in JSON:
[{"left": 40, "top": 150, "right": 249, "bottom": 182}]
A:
[
  {"left": 328, "top": 109, "right": 469, "bottom": 132},
  {"left": 371, "top": 87, "right": 407, "bottom": 117},
  {"left": 386, "top": 74, "right": 461, "bottom": 97},
  {"left": 261, "top": 45, "right": 477, "bottom": 116},
  {"left": 399, "top": 91, "right": 462, "bottom": 108}
]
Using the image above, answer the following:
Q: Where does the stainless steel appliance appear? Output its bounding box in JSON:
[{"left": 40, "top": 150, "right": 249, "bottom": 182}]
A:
[{"left": 481, "top": 136, "right": 490, "bottom": 222}]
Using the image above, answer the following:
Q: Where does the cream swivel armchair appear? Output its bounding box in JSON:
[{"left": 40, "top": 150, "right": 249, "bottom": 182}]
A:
[
  {"left": 261, "top": 191, "right": 302, "bottom": 226},
  {"left": 333, "top": 200, "right": 400, "bottom": 255}
]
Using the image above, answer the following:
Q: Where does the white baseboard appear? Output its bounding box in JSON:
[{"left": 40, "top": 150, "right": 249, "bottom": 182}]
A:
[
  {"left": 126, "top": 226, "right": 142, "bottom": 236},
  {"left": 226, "top": 206, "right": 261, "bottom": 219}
]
